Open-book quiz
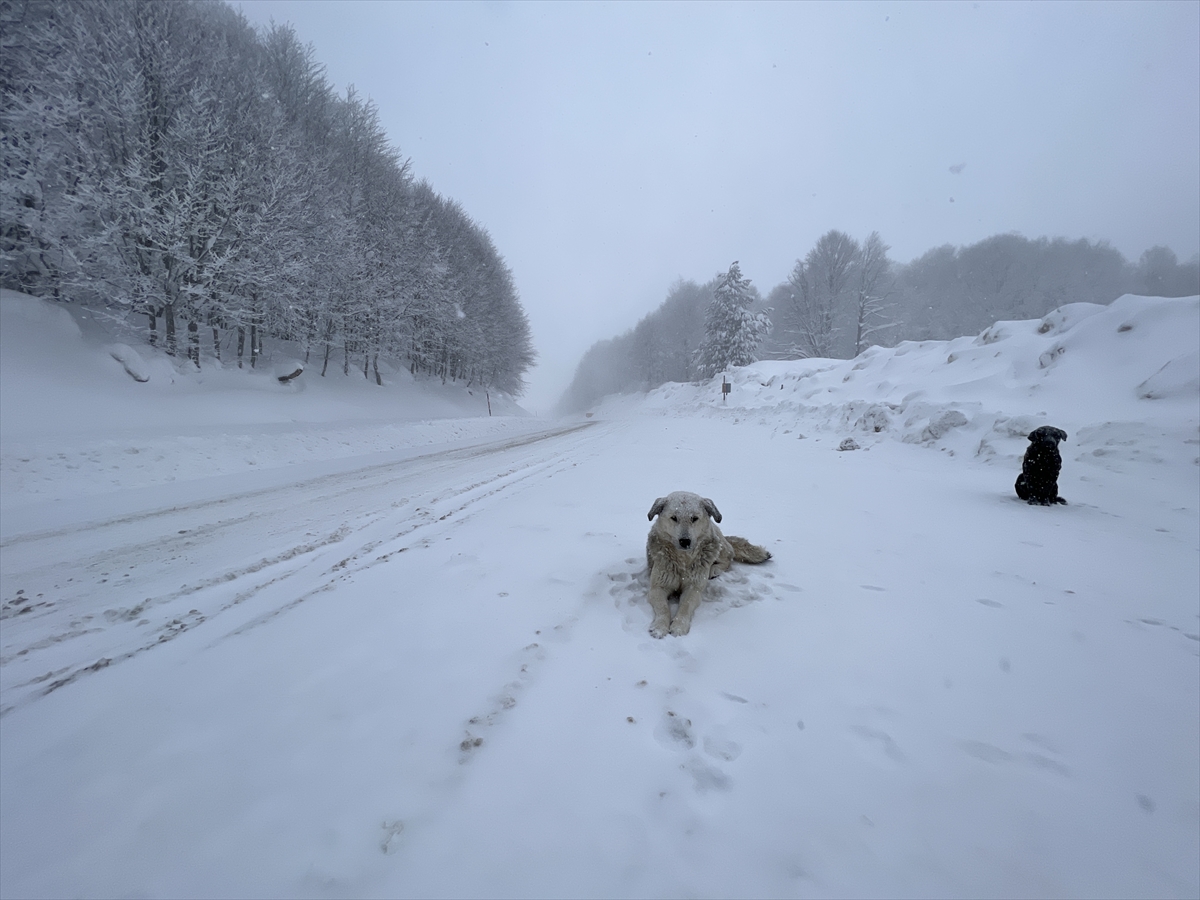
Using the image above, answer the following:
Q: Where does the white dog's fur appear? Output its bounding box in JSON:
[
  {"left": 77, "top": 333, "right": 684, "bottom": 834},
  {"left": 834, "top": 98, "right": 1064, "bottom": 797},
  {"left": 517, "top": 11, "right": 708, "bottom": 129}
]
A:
[{"left": 645, "top": 491, "right": 772, "bottom": 637}]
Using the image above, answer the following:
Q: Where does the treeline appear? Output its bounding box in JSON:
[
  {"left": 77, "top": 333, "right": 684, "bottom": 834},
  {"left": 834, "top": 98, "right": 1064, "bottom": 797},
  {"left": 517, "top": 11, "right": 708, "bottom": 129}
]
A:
[
  {"left": 560, "top": 279, "right": 713, "bottom": 412},
  {"left": 560, "top": 231, "right": 1198, "bottom": 412},
  {"left": 0, "top": 0, "right": 534, "bottom": 392}
]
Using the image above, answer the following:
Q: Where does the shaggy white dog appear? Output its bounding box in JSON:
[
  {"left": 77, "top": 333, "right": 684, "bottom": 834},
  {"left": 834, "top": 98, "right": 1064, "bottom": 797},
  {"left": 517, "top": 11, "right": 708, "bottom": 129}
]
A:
[{"left": 645, "top": 491, "right": 771, "bottom": 637}]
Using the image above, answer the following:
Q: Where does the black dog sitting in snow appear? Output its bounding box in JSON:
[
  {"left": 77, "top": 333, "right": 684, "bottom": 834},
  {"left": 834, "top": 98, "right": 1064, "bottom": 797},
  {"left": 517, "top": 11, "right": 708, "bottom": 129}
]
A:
[{"left": 1015, "top": 426, "right": 1068, "bottom": 505}]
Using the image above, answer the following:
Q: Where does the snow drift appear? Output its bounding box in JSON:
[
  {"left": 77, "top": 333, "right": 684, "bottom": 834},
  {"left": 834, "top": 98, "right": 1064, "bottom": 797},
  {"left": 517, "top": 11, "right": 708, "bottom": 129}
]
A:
[{"left": 595, "top": 293, "right": 1199, "bottom": 467}]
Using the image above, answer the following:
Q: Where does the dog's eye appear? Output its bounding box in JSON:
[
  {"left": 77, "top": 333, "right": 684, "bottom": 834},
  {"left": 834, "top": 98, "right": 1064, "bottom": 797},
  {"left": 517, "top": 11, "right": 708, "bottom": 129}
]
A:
[
  {"left": 690, "top": 516, "right": 698, "bottom": 523},
  {"left": 670, "top": 515, "right": 678, "bottom": 522}
]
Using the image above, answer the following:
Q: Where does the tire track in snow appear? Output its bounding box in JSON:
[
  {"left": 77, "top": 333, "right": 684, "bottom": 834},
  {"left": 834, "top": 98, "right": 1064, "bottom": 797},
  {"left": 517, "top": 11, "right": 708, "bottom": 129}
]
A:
[
  {"left": 215, "top": 446, "right": 590, "bottom": 642},
  {"left": 0, "top": 422, "right": 592, "bottom": 548},
  {"left": 0, "top": 423, "right": 600, "bottom": 716}
]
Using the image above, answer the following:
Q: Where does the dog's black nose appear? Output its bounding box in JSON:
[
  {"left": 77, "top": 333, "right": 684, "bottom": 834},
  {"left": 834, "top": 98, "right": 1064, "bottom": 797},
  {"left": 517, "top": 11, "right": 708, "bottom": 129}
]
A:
[{"left": 679, "top": 538, "right": 691, "bottom": 549}]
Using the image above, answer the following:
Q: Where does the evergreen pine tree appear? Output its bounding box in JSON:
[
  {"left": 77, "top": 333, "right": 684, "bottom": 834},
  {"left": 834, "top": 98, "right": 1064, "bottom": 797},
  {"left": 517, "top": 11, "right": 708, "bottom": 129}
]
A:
[{"left": 695, "top": 261, "right": 770, "bottom": 379}]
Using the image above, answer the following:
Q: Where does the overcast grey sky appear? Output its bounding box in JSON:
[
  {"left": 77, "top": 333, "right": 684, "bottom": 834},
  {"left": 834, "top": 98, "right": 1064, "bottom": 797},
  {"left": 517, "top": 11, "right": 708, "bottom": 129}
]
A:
[{"left": 236, "top": 0, "right": 1200, "bottom": 411}]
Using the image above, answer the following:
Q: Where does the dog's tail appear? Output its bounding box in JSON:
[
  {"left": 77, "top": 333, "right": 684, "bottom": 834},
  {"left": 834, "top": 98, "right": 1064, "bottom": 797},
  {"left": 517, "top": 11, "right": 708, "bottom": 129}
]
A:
[{"left": 728, "top": 535, "right": 772, "bottom": 564}]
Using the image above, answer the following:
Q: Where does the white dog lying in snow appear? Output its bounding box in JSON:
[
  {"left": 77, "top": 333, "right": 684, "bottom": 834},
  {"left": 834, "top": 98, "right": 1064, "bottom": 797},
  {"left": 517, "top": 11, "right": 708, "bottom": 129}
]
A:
[{"left": 645, "top": 491, "right": 772, "bottom": 637}]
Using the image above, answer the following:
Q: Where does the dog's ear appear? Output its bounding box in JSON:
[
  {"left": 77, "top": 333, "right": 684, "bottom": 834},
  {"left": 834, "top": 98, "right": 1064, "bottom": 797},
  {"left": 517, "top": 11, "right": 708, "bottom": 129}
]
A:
[
  {"left": 647, "top": 497, "right": 667, "bottom": 521},
  {"left": 1055, "top": 428, "right": 1068, "bottom": 443},
  {"left": 701, "top": 497, "right": 722, "bottom": 523}
]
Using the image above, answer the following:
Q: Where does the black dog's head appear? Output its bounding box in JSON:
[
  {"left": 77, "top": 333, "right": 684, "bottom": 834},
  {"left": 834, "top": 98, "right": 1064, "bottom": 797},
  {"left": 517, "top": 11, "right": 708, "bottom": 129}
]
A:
[{"left": 1027, "top": 426, "right": 1068, "bottom": 446}]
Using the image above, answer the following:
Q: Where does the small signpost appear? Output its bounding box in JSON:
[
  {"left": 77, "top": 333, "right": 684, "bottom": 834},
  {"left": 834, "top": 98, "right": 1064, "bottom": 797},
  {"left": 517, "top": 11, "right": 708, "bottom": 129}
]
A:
[{"left": 722, "top": 376, "right": 731, "bottom": 403}]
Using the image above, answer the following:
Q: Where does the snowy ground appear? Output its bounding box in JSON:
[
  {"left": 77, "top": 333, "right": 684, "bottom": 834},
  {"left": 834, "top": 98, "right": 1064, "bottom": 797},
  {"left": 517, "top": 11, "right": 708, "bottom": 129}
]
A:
[{"left": 1, "top": 290, "right": 1197, "bottom": 898}]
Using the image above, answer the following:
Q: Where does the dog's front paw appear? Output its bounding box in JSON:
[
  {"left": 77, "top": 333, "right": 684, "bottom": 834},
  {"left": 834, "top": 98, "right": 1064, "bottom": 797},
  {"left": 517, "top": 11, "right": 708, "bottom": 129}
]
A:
[
  {"left": 649, "top": 616, "right": 671, "bottom": 639},
  {"left": 668, "top": 617, "right": 692, "bottom": 637}
]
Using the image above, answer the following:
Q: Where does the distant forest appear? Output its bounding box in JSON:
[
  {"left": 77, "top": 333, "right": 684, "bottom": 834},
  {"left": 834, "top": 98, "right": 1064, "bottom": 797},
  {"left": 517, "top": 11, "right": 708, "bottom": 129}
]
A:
[
  {"left": 1, "top": 0, "right": 534, "bottom": 393},
  {"left": 559, "top": 231, "right": 1199, "bottom": 413}
]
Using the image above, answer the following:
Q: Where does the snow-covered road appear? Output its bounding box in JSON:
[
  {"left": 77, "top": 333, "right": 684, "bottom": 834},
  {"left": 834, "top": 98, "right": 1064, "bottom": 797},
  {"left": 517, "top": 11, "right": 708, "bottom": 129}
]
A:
[
  {"left": 3, "top": 411, "right": 1197, "bottom": 899},
  {"left": 1, "top": 421, "right": 599, "bottom": 716}
]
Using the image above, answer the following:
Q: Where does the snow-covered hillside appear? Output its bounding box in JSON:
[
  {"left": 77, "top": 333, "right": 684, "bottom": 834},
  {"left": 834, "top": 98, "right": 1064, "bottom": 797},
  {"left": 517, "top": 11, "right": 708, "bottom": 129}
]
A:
[
  {"left": 0, "top": 290, "right": 534, "bottom": 511},
  {"left": 1, "top": 291, "right": 1197, "bottom": 899}
]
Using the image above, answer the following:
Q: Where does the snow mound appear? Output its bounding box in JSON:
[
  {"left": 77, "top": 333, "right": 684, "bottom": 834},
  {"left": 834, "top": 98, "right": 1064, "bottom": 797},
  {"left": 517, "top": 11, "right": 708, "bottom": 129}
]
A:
[
  {"left": 1032, "top": 301, "right": 1107, "bottom": 336},
  {"left": 1137, "top": 350, "right": 1200, "bottom": 400},
  {"left": 594, "top": 294, "right": 1200, "bottom": 468},
  {"left": 107, "top": 344, "right": 150, "bottom": 382}
]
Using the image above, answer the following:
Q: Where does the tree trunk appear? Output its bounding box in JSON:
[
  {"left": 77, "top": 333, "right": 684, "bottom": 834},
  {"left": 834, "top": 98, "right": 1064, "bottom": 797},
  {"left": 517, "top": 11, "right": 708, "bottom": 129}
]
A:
[
  {"left": 187, "top": 319, "right": 200, "bottom": 368},
  {"left": 148, "top": 308, "right": 158, "bottom": 347},
  {"left": 373, "top": 353, "right": 381, "bottom": 386},
  {"left": 164, "top": 304, "right": 176, "bottom": 356},
  {"left": 363, "top": 351, "right": 369, "bottom": 380},
  {"left": 250, "top": 323, "right": 258, "bottom": 368},
  {"left": 303, "top": 315, "right": 317, "bottom": 364},
  {"left": 320, "top": 317, "right": 334, "bottom": 376},
  {"left": 343, "top": 341, "right": 350, "bottom": 376},
  {"left": 212, "top": 327, "right": 221, "bottom": 362},
  {"left": 237, "top": 326, "right": 245, "bottom": 368}
]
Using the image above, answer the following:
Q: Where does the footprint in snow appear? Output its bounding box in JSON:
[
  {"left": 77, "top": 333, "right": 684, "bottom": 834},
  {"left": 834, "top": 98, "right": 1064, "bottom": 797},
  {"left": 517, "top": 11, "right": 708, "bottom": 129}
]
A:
[
  {"left": 850, "top": 724, "right": 906, "bottom": 764},
  {"left": 682, "top": 757, "right": 732, "bottom": 793},
  {"left": 457, "top": 640, "right": 549, "bottom": 763},
  {"left": 703, "top": 726, "right": 743, "bottom": 762},
  {"left": 955, "top": 734, "right": 1071, "bottom": 777},
  {"left": 655, "top": 710, "right": 696, "bottom": 751},
  {"left": 957, "top": 739, "right": 1012, "bottom": 764},
  {"left": 654, "top": 708, "right": 741, "bottom": 795}
]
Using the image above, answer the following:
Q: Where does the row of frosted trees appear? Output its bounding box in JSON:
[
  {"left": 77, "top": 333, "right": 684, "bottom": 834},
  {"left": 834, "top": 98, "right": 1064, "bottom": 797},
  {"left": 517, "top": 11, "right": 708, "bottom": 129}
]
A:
[
  {"left": 1, "top": 0, "right": 534, "bottom": 393},
  {"left": 560, "top": 229, "right": 1197, "bottom": 412}
]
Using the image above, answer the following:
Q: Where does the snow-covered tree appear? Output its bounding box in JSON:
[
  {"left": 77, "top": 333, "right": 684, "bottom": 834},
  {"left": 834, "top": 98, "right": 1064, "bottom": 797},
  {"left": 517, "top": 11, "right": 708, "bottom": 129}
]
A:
[
  {"left": 786, "top": 230, "right": 859, "bottom": 359},
  {"left": 0, "top": 0, "right": 85, "bottom": 296},
  {"left": 694, "top": 261, "right": 770, "bottom": 379},
  {"left": 1135, "top": 246, "right": 1200, "bottom": 297},
  {"left": 889, "top": 234, "right": 1132, "bottom": 343},
  {"left": 0, "top": 0, "right": 536, "bottom": 394},
  {"left": 851, "top": 231, "right": 895, "bottom": 356}
]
